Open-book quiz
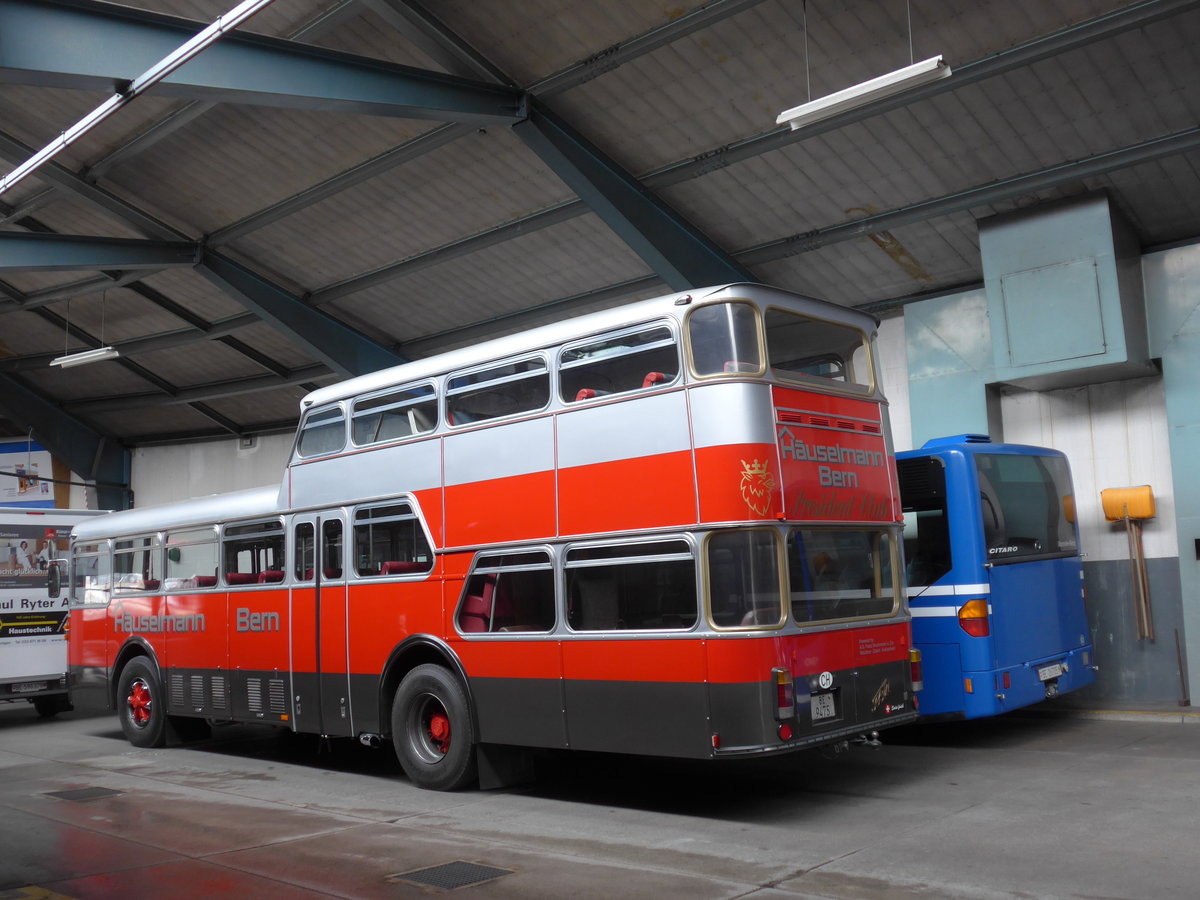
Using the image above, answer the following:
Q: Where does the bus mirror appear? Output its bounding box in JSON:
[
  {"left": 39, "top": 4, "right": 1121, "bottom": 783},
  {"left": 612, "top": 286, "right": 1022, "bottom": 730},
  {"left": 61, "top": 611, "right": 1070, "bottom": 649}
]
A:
[{"left": 47, "top": 560, "right": 63, "bottom": 598}]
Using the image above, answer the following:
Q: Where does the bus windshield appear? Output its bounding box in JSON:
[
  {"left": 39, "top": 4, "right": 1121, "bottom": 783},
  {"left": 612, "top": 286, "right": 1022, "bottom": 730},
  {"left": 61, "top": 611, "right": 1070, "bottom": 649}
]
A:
[
  {"left": 788, "top": 529, "right": 896, "bottom": 622},
  {"left": 977, "top": 453, "right": 1078, "bottom": 563}
]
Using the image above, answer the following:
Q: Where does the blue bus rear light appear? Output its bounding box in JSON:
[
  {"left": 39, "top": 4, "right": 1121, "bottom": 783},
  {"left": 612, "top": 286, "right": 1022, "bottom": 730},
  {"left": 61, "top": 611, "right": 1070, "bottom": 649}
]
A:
[{"left": 957, "top": 599, "right": 990, "bottom": 637}]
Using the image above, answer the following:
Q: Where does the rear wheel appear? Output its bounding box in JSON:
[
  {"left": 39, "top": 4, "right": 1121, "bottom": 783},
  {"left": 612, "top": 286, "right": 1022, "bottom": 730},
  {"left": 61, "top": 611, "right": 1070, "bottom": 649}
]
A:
[
  {"left": 117, "top": 658, "right": 167, "bottom": 748},
  {"left": 391, "top": 664, "right": 477, "bottom": 791}
]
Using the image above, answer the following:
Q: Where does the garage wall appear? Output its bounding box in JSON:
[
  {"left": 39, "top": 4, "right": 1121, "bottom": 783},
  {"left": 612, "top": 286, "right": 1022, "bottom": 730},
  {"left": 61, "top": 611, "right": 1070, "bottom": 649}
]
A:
[{"left": 130, "top": 433, "right": 293, "bottom": 506}]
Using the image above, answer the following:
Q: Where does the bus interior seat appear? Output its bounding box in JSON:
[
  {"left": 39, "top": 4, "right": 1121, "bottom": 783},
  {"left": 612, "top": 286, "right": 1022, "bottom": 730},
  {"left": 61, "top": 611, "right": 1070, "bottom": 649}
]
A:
[
  {"left": 642, "top": 371, "right": 667, "bottom": 388},
  {"left": 323, "top": 567, "right": 342, "bottom": 580},
  {"left": 460, "top": 576, "right": 495, "bottom": 633},
  {"left": 194, "top": 575, "right": 218, "bottom": 588},
  {"left": 142, "top": 578, "right": 160, "bottom": 591},
  {"left": 575, "top": 388, "right": 596, "bottom": 401},
  {"left": 226, "top": 572, "right": 256, "bottom": 585},
  {"left": 380, "top": 560, "right": 424, "bottom": 575},
  {"left": 258, "top": 570, "right": 284, "bottom": 584}
]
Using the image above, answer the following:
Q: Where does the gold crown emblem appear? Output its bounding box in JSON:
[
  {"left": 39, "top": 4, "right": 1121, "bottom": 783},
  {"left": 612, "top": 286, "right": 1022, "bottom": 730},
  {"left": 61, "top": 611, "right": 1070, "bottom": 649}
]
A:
[{"left": 741, "top": 459, "right": 770, "bottom": 475}]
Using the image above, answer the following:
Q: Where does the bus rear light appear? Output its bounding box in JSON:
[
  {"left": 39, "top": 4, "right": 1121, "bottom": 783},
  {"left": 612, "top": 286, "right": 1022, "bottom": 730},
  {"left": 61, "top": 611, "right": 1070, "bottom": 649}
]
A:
[
  {"left": 964, "top": 677, "right": 974, "bottom": 694},
  {"left": 778, "top": 723, "right": 793, "bottom": 741},
  {"left": 909, "top": 648, "right": 924, "bottom": 692},
  {"left": 711, "top": 733, "right": 721, "bottom": 749},
  {"left": 1002, "top": 672, "right": 1011, "bottom": 690},
  {"left": 772, "top": 668, "right": 794, "bottom": 719},
  {"left": 957, "top": 599, "right": 990, "bottom": 637}
]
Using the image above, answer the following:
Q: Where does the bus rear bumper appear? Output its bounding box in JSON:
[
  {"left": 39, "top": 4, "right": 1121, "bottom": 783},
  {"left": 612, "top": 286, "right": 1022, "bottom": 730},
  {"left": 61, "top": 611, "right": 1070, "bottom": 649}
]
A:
[{"left": 961, "top": 646, "right": 1096, "bottom": 718}]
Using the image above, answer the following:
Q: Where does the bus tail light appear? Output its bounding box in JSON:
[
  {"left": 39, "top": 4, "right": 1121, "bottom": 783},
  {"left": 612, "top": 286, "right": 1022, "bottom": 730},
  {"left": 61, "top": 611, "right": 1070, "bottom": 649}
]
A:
[
  {"left": 773, "top": 668, "right": 794, "bottom": 719},
  {"left": 957, "top": 599, "right": 990, "bottom": 637},
  {"left": 909, "top": 647, "right": 924, "bottom": 692}
]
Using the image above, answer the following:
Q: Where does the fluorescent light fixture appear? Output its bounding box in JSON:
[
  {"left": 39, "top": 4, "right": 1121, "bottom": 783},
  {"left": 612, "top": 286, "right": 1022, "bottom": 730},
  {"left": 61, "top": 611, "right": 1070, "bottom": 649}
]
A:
[
  {"left": 50, "top": 346, "right": 120, "bottom": 368},
  {"left": 776, "top": 55, "right": 951, "bottom": 130}
]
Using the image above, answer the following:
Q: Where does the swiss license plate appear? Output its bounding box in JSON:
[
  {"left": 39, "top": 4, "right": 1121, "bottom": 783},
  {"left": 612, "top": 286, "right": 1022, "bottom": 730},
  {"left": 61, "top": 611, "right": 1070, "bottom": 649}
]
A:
[
  {"left": 12, "top": 681, "right": 47, "bottom": 694},
  {"left": 811, "top": 692, "right": 836, "bottom": 721},
  {"left": 1037, "top": 663, "right": 1064, "bottom": 682}
]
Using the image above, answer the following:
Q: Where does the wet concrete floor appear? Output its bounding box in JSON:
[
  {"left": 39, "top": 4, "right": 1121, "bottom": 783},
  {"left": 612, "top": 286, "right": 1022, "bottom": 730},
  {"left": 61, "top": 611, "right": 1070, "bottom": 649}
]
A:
[{"left": 1, "top": 700, "right": 1198, "bottom": 899}]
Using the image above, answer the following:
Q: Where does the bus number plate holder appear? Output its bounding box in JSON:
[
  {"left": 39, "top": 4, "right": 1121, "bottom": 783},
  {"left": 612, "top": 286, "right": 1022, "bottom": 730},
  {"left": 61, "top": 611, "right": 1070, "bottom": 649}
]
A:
[
  {"left": 12, "top": 681, "right": 47, "bottom": 693},
  {"left": 1037, "top": 663, "right": 1064, "bottom": 682},
  {"left": 811, "top": 691, "right": 836, "bottom": 721}
]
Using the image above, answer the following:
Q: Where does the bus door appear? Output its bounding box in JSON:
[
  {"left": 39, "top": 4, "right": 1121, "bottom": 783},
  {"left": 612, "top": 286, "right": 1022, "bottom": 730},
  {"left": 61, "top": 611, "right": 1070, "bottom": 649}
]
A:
[{"left": 290, "top": 514, "right": 353, "bottom": 736}]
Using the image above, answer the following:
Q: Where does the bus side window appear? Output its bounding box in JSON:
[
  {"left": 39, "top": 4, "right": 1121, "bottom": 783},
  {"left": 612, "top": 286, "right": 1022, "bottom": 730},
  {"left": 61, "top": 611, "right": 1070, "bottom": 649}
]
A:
[
  {"left": 113, "top": 536, "right": 161, "bottom": 593},
  {"left": 457, "top": 550, "right": 554, "bottom": 634},
  {"left": 351, "top": 383, "right": 437, "bottom": 446},
  {"left": 763, "top": 307, "right": 872, "bottom": 392},
  {"left": 707, "top": 530, "right": 780, "bottom": 628},
  {"left": 296, "top": 406, "right": 346, "bottom": 458},
  {"left": 354, "top": 503, "right": 431, "bottom": 577},
  {"left": 447, "top": 357, "right": 549, "bottom": 425},
  {"left": 687, "top": 301, "right": 761, "bottom": 377},
  {"left": 222, "top": 519, "right": 285, "bottom": 584},
  {"left": 567, "top": 540, "right": 696, "bottom": 631},
  {"left": 164, "top": 528, "right": 219, "bottom": 591},
  {"left": 559, "top": 324, "right": 679, "bottom": 402}
]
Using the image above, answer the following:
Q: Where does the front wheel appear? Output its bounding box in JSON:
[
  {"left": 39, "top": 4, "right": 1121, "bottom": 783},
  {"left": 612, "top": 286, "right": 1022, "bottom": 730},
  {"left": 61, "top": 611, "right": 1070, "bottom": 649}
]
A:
[
  {"left": 391, "top": 664, "right": 477, "bottom": 791},
  {"left": 116, "top": 658, "right": 167, "bottom": 748}
]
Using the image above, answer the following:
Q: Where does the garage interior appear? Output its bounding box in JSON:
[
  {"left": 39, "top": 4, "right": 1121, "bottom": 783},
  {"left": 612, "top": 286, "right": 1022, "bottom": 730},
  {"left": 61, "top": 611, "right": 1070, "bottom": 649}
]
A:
[{"left": 1, "top": 0, "right": 1198, "bottom": 705}]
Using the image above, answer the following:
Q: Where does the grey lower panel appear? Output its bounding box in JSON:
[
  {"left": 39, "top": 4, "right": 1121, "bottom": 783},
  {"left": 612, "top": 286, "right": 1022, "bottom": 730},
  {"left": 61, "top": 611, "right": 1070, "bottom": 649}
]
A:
[
  {"left": 1080, "top": 557, "right": 1188, "bottom": 704},
  {"left": 473, "top": 676, "right": 568, "bottom": 749},
  {"left": 563, "top": 679, "right": 712, "bottom": 758}
]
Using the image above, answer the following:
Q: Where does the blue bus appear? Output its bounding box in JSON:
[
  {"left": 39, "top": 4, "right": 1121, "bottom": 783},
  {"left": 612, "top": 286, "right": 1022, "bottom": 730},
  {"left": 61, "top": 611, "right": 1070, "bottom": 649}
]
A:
[{"left": 896, "top": 435, "right": 1096, "bottom": 719}]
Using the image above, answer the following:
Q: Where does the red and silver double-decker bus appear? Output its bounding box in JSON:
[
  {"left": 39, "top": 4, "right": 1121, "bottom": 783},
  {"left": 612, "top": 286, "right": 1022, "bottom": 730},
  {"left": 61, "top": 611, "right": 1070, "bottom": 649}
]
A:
[{"left": 69, "top": 283, "right": 920, "bottom": 790}]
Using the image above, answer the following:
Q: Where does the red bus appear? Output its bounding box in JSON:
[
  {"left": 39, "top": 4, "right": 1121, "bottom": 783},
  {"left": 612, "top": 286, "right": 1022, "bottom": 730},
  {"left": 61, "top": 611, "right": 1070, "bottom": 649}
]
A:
[{"left": 69, "top": 283, "right": 920, "bottom": 790}]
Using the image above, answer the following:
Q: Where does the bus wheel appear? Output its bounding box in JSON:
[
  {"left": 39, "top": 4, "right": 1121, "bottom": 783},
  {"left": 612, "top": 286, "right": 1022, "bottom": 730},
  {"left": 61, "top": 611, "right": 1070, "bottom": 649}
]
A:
[
  {"left": 117, "top": 658, "right": 167, "bottom": 748},
  {"left": 391, "top": 664, "right": 477, "bottom": 791},
  {"left": 32, "top": 696, "right": 64, "bottom": 718}
]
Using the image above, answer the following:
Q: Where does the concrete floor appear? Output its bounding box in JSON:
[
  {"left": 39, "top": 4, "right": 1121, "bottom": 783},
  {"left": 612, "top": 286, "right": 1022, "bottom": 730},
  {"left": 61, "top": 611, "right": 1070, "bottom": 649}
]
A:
[{"left": 1, "top": 699, "right": 1198, "bottom": 900}]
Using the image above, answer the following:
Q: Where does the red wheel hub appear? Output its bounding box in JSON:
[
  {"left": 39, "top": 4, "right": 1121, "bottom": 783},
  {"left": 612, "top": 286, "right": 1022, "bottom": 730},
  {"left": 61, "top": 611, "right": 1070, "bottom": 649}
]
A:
[
  {"left": 427, "top": 710, "right": 451, "bottom": 754},
  {"left": 127, "top": 679, "right": 152, "bottom": 726}
]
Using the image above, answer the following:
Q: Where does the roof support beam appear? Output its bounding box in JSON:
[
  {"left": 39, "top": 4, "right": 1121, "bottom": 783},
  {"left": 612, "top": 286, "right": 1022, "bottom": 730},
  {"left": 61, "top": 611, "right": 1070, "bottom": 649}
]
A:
[
  {"left": 0, "top": 232, "right": 198, "bottom": 271},
  {"left": 0, "top": 0, "right": 525, "bottom": 124},
  {"left": 195, "top": 252, "right": 404, "bottom": 377},
  {"left": 0, "top": 374, "right": 130, "bottom": 509},
  {"left": 512, "top": 100, "right": 752, "bottom": 291}
]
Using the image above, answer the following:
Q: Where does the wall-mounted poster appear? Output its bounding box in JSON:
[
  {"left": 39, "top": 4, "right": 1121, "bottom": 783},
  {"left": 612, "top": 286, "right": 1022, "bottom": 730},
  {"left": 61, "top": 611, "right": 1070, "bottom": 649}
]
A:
[{"left": 0, "top": 441, "right": 56, "bottom": 508}]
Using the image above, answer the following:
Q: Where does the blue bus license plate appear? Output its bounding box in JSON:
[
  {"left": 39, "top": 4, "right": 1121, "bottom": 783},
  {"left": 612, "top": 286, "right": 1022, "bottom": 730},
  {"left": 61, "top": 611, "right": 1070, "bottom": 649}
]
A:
[
  {"left": 811, "top": 692, "right": 836, "bottom": 721},
  {"left": 1037, "top": 663, "right": 1064, "bottom": 682}
]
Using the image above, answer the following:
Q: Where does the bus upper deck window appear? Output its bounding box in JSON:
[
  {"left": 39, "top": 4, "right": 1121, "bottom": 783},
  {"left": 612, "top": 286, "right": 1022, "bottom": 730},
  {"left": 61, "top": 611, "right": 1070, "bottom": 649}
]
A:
[
  {"left": 688, "top": 301, "right": 762, "bottom": 377},
  {"left": 297, "top": 406, "right": 346, "bottom": 458},
  {"left": 447, "top": 357, "right": 549, "bottom": 425},
  {"left": 560, "top": 324, "right": 678, "bottom": 402},
  {"left": 352, "top": 383, "right": 437, "bottom": 446},
  {"left": 764, "top": 308, "right": 872, "bottom": 392}
]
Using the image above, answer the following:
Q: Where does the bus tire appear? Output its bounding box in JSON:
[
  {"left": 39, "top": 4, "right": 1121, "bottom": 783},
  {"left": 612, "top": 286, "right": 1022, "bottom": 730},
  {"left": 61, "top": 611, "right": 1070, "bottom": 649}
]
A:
[
  {"left": 391, "top": 664, "right": 477, "bottom": 791},
  {"left": 32, "top": 696, "right": 64, "bottom": 718},
  {"left": 117, "top": 658, "right": 167, "bottom": 749}
]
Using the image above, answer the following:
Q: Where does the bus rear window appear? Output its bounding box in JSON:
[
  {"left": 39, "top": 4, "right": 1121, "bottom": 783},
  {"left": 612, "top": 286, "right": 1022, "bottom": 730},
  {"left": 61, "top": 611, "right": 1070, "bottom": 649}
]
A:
[
  {"left": 765, "top": 308, "right": 871, "bottom": 391},
  {"left": 788, "top": 529, "right": 896, "bottom": 622},
  {"left": 688, "top": 301, "right": 762, "bottom": 376},
  {"left": 976, "top": 454, "right": 1077, "bottom": 563},
  {"left": 560, "top": 324, "right": 678, "bottom": 402}
]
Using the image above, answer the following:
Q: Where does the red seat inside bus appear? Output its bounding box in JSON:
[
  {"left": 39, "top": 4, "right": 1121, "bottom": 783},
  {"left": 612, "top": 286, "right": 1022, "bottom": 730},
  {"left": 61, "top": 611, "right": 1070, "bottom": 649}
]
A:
[
  {"left": 226, "top": 572, "right": 256, "bottom": 585},
  {"left": 642, "top": 371, "right": 666, "bottom": 388},
  {"left": 258, "top": 570, "right": 284, "bottom": 584},
  {"left": 460, "top": 576, "right": 495, "bottom": 632},
  {"left": 194, "top": 575, "right": 218, "bottom": 588}
]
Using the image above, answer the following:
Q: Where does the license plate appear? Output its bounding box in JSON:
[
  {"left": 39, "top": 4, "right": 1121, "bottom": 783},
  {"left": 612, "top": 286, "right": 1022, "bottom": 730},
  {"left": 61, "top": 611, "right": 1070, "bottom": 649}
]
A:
[
  {"left": 1037, "top": 663, "right": 1064, "bottom": 682},
  {"left": 811, "top": 692, "right": 836, "bottom": 721},
  {"left": 12, "top": 681, "right": 47, "bottom": 694}
]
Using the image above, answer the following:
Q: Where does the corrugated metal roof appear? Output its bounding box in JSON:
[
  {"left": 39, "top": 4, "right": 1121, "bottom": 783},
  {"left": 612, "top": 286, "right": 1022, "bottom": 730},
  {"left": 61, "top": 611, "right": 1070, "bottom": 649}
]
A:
[{"left": 1, "top": 0, "right": 1198, "bottom": 453}]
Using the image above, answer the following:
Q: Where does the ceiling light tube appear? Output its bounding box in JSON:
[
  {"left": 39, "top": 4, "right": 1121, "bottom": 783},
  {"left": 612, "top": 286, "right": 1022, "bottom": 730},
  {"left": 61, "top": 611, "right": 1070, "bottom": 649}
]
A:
[
  {"left": 50, "top": 346, "right": 120, "bottom": 368},
  {"left": 776, "top": 55, "right": 951, "bottom": 130}
]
